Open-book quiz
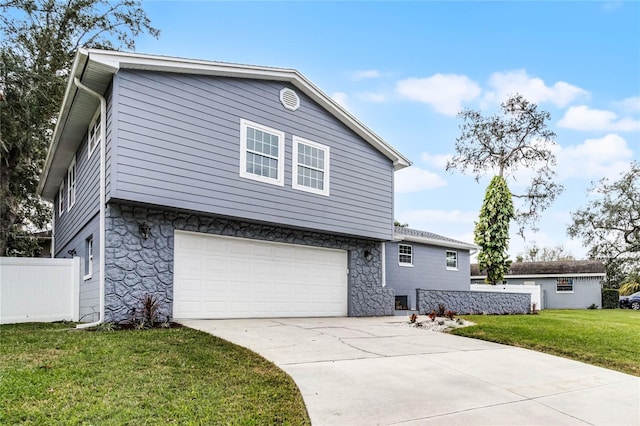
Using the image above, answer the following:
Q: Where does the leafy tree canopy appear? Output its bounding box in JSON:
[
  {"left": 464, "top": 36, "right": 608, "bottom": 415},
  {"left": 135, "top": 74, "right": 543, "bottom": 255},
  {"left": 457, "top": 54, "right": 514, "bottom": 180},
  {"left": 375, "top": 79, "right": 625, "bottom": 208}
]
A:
[
  {"left": 568, "top": 162, "right": 640, "bottom": 286},
  {"left": 0, "top": 0, "right": 159, "bottom": 256},
  {"left": 447, "top": 94, "right": 563, "bottom": 237},
  {"left": 516, "top": 243, "right": 575, "bottom": 263}
]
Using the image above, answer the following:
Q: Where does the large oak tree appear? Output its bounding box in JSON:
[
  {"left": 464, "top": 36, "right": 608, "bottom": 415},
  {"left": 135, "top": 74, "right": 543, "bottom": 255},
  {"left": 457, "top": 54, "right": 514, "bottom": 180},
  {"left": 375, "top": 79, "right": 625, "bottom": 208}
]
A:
[
  {"left": 568, "top": 162, "right": 640, "bottom": 287},
  {"left": 0, "top": 0, "right": 159, "bottom": 256}
]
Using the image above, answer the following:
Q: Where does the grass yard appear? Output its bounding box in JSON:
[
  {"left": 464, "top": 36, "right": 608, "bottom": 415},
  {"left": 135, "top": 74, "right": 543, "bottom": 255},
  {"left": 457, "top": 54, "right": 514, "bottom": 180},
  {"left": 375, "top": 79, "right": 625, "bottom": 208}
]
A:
[
  {"left": 0, "top": 323, "right": 310, "bottom": 425},
  {"left": 452, "top": 309, "right": 640, "bottom": 376}
]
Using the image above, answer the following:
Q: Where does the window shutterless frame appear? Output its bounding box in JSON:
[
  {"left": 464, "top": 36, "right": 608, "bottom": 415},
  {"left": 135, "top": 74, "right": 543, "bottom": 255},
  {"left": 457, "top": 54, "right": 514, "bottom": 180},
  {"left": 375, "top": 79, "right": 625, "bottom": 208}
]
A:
[
  {"left": 398, "top": 243, "right": 413, "bottom": 266},
  {"left": 446, "top": 250, "right": 458, "bottom": 270},
  {"left": 58, "top": 181, "right": 65, "bottom": 216},
  {"left": 83, "top": 236, "right": 93, "bottom": 280},
  {"left": 67, "top": 156, "right": 76, "bottom": 209},
  {"left": 292, "top": 136, "right": 330, "bottom": 196},
  {"left": 239, "top": 119, "right": 285, "bottom": 186},
  {"left": 87, "top": 108, "right": 101, "bottom": 159}
]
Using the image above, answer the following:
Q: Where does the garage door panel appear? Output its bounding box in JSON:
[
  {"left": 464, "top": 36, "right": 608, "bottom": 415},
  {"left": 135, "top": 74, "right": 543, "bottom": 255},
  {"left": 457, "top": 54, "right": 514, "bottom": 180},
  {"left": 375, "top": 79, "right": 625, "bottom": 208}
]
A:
[{"left": 174, "top": 231, "right": 348, "bottom": 319}]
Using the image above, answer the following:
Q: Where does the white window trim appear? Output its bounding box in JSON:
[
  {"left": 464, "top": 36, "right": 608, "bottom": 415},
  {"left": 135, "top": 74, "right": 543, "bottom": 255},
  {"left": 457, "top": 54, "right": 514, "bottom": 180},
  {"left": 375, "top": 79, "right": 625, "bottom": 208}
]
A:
[
  {"left": 398, "top": 243, "right": 413, "bottom": 267},
  {"left": 446, "top": 250, "right": 458, "bottom": 271},
  {"left": 67, "top": 156, "right": 76, "bottom": 210},
  {"left": 239, "top": 119, "right": 285, "bottom": 186},
  {"left": 58, "top": 181, "right": 65, "bottom": 216},
  {"left": 556, "top": 278, "right": 574, "bottom": 293},
  {"left": 83, "top": 236, "right": 93, "bottom": 281},
  {"left": 292, "top": 136, "right": 330, "bottom": 196},
  {"left": 87, "top": 108, "right": 101, "bottom": 159}
]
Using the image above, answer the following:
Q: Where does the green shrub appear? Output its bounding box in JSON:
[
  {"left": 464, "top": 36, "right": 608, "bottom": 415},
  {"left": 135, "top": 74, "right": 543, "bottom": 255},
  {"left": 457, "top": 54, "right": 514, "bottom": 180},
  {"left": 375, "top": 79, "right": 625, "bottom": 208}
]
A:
[{"left": 602, "top": 288, "right": 619, "bottom": 309}]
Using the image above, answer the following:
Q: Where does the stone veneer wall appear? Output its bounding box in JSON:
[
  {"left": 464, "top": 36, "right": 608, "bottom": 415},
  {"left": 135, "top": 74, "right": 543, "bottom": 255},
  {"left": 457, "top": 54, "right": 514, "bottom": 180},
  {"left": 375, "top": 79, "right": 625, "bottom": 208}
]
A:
[
  {"left": 416, "top": 289, "right": 530, "bottom": 315},
  {"left": 104, "top": 203, "right": 393, "bottom": 323}
]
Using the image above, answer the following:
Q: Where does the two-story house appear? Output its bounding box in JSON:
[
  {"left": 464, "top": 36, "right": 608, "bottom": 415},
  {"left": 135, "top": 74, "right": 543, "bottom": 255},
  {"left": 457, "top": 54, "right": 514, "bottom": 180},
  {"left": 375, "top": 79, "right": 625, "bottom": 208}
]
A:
[{"left": 37, "top": 49, "right": 411, "bottom": 324}]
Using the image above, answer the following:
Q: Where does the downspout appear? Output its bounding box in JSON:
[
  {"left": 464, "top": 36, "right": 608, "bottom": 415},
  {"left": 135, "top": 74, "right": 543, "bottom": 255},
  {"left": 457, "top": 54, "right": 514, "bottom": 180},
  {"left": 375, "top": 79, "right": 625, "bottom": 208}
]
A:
[
  {"left": 73, "top": 77, "right": 106, "bottom": 329},
  {"left": 380, "top": 241, "right": 386, "bottom": 287}
]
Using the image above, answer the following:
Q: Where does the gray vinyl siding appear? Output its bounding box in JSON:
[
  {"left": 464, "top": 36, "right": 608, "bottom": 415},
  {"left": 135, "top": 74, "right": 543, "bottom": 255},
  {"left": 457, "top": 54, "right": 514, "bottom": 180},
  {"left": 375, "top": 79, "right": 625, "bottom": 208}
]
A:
[
  {"left": 53, "top": 118, "right": 100, "bottom": 253},
  {"left": 51, "top": 89, "right": 110, "bottom": 323},
  {"left": 108, "top": 70, "right": 394, "bottom": 240},
  {"left": 505, "top": 277, "right": 602, "bottom": 309},
  {"left": 54, "top": 214, "right": 100, "bottom": 322},
  {"left": 54, "top": 85, "right": 112, "bottom": 253},
  {"left": 385, "top": 242, "right": 471, "bottom": 310}
]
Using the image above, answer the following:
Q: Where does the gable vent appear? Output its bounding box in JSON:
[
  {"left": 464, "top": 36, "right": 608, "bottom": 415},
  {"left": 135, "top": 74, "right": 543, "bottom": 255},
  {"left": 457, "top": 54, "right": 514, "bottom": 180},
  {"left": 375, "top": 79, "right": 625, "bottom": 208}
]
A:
[{"left": 280, "top": 88, "right": 300, "bottom": 111}]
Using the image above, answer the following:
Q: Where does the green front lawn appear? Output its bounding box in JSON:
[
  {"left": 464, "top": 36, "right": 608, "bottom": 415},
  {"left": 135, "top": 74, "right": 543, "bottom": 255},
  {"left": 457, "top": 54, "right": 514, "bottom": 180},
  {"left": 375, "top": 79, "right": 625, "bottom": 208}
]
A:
[
  {"left": 0, "top": 323, "right": 310, "bottom": 425},
  {"left": 452, "top": 309, "right": 640, "bottom": 376}
]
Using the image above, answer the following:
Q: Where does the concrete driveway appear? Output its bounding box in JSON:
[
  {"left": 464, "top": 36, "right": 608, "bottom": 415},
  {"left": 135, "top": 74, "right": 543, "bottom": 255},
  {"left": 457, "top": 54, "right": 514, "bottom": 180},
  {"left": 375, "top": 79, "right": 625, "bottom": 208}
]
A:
[{"left": 179, "top": 317, "right": 640, "bottom": 426}]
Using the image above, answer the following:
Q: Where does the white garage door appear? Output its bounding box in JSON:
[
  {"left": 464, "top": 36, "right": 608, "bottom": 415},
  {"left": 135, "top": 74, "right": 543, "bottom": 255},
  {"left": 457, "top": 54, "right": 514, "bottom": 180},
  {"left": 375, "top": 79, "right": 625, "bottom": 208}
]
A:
[{"left": 173, "top": 231, "right": 348, "bottom": 319}]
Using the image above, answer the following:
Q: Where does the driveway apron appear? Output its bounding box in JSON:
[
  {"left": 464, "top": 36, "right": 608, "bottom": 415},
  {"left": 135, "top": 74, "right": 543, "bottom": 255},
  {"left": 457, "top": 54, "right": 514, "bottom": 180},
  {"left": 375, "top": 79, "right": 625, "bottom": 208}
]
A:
[{"left": 179, "top": 317, "right": 640, "bottom": 426}]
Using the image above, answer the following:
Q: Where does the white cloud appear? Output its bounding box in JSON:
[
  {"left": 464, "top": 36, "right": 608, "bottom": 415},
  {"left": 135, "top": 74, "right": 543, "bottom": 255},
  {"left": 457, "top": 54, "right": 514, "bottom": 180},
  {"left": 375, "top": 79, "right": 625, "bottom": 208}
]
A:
[
  {"left": 331, "top": 92, "right": 350, "bottom": 109},
  {"left": 484, "top": 69, "right": 588, "bottom": 107},
  {"left": 613, "top": 96, "right": 640, "bottom": 113},
  {"left": 402, "top": 209, "right": 477, "bottom": 225},
  {"left": 421, "top": 153, "right": 452, "bottom": 169},
  {"left": 394, "top": 166, "right": 446, "bottom": 193},
  {"left": 396, "top": 74, "right": 481, "bottom": 116},
  {"left": 557, "top": 105, "right": 640, "bottom": 132},
  {"left": 357, "top": 92, "right": 386, "bottom": 103},
  {"left": 351, "top": 70, "right": 381, "bottom": 81},
  {"left": 556, "top": 133, "right": 634, "bottom": 179}
]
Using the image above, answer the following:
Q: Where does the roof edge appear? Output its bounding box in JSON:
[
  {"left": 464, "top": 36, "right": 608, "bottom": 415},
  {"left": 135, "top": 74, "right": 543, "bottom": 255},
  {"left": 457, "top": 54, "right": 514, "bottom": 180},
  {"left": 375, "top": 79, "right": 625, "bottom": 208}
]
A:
[
  {"left": 394, "top": 233, "right": 477, "bottom": 251},
  {"left": 39, "top": 49, "right": 411, "bottom": 197},
  {"left": 87, "top": 49, "right": 412, "bottom": 168}
]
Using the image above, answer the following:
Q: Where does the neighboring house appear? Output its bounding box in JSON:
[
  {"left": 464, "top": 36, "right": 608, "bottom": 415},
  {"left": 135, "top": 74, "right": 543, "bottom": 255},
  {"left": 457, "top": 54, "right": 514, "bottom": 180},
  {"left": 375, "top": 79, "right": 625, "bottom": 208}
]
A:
[
  {"left": 471, "top": 260, "right": 605, "bottom": 309},
  {"left": 385, "top": 227, "right": 477, "bottom": 311},
  {"left": 37, "top": 49, "right": 411, "bottom": 323}
]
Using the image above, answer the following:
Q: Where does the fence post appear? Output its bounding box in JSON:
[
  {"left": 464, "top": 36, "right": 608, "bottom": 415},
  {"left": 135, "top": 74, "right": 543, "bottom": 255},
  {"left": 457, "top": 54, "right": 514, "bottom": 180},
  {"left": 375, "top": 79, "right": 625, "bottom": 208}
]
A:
[{"left": 71, "top": 257, "right": 80, "bottom": 321}]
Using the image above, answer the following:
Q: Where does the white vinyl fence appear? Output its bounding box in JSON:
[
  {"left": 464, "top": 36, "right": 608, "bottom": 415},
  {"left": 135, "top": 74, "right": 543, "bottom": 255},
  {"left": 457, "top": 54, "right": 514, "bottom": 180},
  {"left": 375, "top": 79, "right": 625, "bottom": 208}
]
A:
[
  {"left": 0, "top": 257, "right": 80, "bottom": 324},
  {"left": 471, "top": 284, "right": 542, "bottom": 310}
]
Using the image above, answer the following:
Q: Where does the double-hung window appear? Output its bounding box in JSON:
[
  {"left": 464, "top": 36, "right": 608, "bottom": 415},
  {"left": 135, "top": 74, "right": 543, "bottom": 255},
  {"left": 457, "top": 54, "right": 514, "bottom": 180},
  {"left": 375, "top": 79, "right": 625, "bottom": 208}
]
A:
[
  {"left": 58, "top": 182, "right": 65, "bottom": 216},
  {"left": 398, "top": 244, "right": 413, "bottom": 266},
  {"left": 239, "top": 119, "right": 284, "bottom": 186},
  {"left": 84, "top": 236, "right": 93, "bottom": 280},
  {"left": 67, "top": 156, "right": 76, "bottom": 209},
  {"left": 446, "top": 250, "right": 458, "bottom": 270},
  {"left": 292, "top": 136, "right": 329, "bottom": 196},
  {"left": 88, "top": 109, "right": 101, "bottom": 158}
]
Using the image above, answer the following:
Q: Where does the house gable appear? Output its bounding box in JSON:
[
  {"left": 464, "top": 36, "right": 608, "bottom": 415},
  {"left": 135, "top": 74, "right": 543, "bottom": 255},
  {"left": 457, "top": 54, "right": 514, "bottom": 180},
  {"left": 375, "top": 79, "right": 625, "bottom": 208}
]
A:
[
  {"left": 38, "top": 49, "right": 410, "bottom": 201},
  {"left": 38, "top": 49, "right": 411, "bottom": 241},
  {"left": 108, "top": 70, "right": 394, "bottom": 239}
]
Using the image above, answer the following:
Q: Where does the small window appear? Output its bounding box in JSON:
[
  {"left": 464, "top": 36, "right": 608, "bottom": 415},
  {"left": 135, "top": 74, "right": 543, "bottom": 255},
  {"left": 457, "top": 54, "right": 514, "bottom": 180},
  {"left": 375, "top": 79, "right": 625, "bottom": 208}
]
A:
[
  {"left": 88, "top": 109, "right": 101, "bottom": 158},
  {"left": 58, "top": 182, "right": 65, "bottom": 216},
  {"left": 395, "top": 295, "right": 409, "bottom": 310},
  {"left": 446, "top": 250, "right": 458, "bottom": 270},
  {"left": 239, "top": 119, "right": 285, "bottom": 186},
  {"left": 67, "top": 156, "right": 76, "bottom": 209},
  {"left": 398, "top": 244, "right": 413, "bottom": 266},
  {"left": 84, "top": 236, "right": 93, "bottom": 280},
  {"left": 292, "top": 137, "right": 330, "bottom": 196},
  {"left": 557, "top": 278, "right": 573, "bottom": 293}
]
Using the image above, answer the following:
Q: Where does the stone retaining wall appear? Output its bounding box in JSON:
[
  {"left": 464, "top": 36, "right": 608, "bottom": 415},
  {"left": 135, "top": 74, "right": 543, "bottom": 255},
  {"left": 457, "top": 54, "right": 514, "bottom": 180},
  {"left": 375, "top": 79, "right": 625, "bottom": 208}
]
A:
[
  {"left": 416, "top": 289, "right": 530, "bottom": 315},
  {"left": 104, "top": 202, "right": 393, "bottom": 323}
]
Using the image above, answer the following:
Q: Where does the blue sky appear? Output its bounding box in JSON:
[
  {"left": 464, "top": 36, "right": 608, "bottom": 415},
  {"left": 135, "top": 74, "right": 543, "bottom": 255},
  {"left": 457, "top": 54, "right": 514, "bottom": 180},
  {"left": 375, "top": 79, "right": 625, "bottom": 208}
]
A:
[{"left": 137, "top": 1, "right": 640, "bottom": 259}]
